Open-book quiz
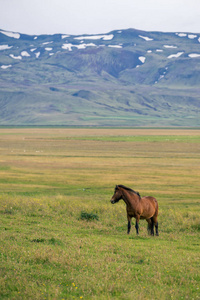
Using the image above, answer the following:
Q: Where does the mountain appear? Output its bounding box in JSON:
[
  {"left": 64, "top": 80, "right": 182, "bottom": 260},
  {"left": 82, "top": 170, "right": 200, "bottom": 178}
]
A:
[{"left": 0, "top": 28, "right": 200, "bottom": 126}]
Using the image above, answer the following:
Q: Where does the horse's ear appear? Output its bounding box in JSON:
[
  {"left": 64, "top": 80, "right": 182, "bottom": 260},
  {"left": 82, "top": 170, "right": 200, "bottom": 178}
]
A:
[{"left": 115, "top": 185, "right": 119, "bottom": 190}]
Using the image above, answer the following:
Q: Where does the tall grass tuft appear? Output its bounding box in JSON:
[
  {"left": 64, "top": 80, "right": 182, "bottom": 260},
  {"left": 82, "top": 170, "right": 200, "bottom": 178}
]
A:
[{"left": 80, "top": 211, "right": 99, "bottom": 221}]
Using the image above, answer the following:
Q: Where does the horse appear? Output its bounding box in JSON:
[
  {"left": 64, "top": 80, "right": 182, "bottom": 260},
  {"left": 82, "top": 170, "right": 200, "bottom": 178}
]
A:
[{"left": 110, "top": 185, "right": 159, "bottom": 236}]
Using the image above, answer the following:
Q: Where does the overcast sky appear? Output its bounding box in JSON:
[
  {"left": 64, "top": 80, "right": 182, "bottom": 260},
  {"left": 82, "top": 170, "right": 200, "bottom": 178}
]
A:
[{"left": 0, "top": 0, "right": 200, "bottom": 35}]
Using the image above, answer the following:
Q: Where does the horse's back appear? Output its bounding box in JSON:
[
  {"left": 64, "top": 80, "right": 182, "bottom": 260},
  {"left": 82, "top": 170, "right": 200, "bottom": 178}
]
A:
[{"left": 140, "top": 196, "right": 158, "bottom": 218}]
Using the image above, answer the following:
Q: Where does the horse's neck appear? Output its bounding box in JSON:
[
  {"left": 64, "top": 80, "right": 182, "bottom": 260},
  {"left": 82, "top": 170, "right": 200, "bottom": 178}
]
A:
[{"left": 122, "top": 189, "right": 139, "bottom": 207}]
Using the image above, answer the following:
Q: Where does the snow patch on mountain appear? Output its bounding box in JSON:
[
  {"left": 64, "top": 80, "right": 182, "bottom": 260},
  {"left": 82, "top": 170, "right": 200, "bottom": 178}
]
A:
[
  {"left": 62, "top": 35, "right": 69, "bottom": 39},
  {"left": 74, "top": 34, "right": 114, "bottom": 40},
  {"left": 139, "top": 56, "right": 146, "bottom": 63},
  {"left": 10, "top": 54, "right": 22, "bottom": 60},
  {"left": 62, "top": 43, "right": 96, "bottom": 51},
  {"left": 108, "top": 45, "right": 122, "bottom": 48},
  {"left": 42, "top": 41, "right": 53, "bottom": 45},
  {"left": 35, "top": 52, "right": 40, "bottom": 58},
  {"left": 21, "top": 51, "right": 30, "bottom": 57},
  {"left": 0, "top": 45, "right": 13, "bottom": 50},
  {"left": 1, "top": 64, "right": 12, "bottom": 69},
  {"left": 188, "top": 34, "right": 197, "bottom": 39},
  {"left": 75, "top": 44, "right": 86, "bottom": 50},
  {"left": 155, "top": 67, "right": 168, "bottom": 84},
  {"left": 78, "top": 43, "right": 96, "bottom": 49},
  {"left": 188, "top": 53, "right": 200, "bottom": 58},
  {"left": 168, "top": 52, "right": 184, "bottom": 59},
  {"left": 139, "top": 35, "right": 153, "bottom": 41},
  {"left": 164, "top": 45, "right": 177, "bottom": 49},
  {"left": 0, "top": 30, "right": 20, "bottom": 39},
  {"left": 176, "top": 33, "right": 197, "bottom": 40},
  {"left": 176, "top": 33, "right": 187, "bottom": 37},
  {"left": 45, "top": 47, "right": 53, "bottom": 51},
  {"left": 62, "top": 44, "right": 72, "bottom": 51}
]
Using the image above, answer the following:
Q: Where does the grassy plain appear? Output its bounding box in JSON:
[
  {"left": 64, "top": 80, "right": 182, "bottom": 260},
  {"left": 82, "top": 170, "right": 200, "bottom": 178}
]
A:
[{"left": 0, "top": 128, "right": 199, "bottom": 300}]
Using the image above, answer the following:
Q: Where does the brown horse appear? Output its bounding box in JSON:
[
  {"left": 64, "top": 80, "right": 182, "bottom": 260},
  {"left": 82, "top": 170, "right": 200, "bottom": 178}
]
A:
[{"left": 110, "top": 185, "right": 159, "bottom": 236}]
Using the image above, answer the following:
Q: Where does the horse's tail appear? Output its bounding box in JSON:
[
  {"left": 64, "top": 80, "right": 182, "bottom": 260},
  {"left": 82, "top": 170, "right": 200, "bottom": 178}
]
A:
[{"left": 153, "top": 197, "right": 159, "bottom": 216}]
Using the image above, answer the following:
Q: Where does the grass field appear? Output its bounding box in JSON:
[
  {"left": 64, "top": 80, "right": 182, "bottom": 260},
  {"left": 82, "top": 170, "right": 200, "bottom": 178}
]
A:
[{"left": 0, "top": 128, "right": 199, "bottom": 299}]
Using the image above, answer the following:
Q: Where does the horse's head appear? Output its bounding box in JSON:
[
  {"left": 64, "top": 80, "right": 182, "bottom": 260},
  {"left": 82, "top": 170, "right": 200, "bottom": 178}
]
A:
[{"left": 110, "top": 185, "right": 123, "bottom": 204}]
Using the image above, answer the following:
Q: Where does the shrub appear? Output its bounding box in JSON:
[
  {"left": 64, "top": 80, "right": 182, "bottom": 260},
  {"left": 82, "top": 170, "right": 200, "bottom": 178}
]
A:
[
  {"left": 31, "top": 238, "right": 46, "bottom": 243},
  {"left": 80, "top": 211, "right": 99, "bottom": 221}
]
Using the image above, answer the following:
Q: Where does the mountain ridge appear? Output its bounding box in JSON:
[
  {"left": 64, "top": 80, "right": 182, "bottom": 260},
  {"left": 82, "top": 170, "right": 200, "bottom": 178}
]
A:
[{"left": 0, "top": 28, "right": 200, "bottom": 126}]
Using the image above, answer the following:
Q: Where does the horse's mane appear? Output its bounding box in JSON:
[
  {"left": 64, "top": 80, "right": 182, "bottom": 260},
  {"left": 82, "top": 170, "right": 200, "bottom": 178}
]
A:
[{"left": 117, "top": 185, "right": 141, "bottom": 199}]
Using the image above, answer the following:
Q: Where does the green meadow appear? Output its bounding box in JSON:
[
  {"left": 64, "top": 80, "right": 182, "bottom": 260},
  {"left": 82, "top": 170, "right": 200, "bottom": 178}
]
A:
[{"left": 0, "top": 128, "right": 199, "bottom": 300}]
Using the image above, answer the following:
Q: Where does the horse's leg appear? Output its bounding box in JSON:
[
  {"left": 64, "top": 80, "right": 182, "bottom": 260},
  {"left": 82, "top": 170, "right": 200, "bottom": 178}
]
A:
[
  {"left": 152, "top": 215, "right": 159, "bottom": 236},
  {"left": 127, "top": 215, "right": 132, "bottom": 234},
  {"left": 150, "top": 217, "right": 155, "bottom": 236},
  {"left": 146, "top": 219, "right": 152, "bottom": 235},
  {"left": 135, "top": 215, "right": 140, "bottom": 235},
  {"left": 155, "top": 222, "right": 159, "bottom": 236}
]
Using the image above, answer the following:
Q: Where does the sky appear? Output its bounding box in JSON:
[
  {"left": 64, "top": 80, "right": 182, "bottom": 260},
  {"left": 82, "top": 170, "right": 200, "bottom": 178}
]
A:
[{"left": 0, "top": 0, "right": 200, "bottom": 35}]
